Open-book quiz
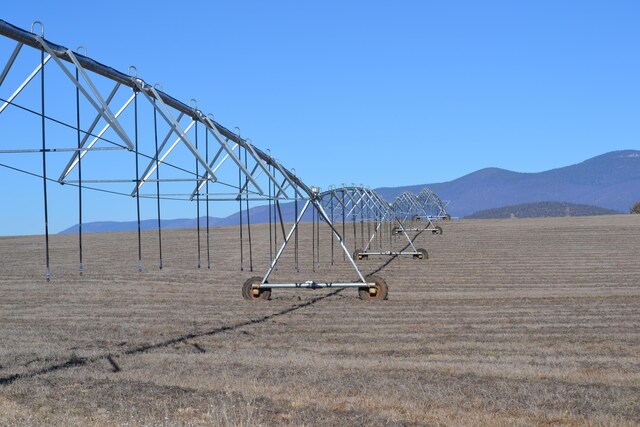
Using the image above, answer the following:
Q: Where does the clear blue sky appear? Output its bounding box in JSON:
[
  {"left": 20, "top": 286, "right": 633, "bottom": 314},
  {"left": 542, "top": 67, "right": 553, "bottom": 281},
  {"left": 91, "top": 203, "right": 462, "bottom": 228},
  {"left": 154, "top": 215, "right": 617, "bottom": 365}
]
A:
[{"left": 1, "top": 1, "right": 639, "bottom": 235}]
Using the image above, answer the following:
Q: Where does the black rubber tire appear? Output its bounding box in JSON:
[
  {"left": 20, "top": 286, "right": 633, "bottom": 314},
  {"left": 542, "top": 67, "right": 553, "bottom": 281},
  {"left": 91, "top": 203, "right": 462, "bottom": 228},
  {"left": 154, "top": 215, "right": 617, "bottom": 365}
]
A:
[
  {"left": 432, "top": 226, "right": 443, "bottom": 235},
  {"left": 242, "top": 276, "right": 271, "bottom": 301},
  {"left": 414, "top": 248, "right": 428, "bottom": 260},
  {"left": 358, "top": 275, "right": 388, "bottom": 301}
]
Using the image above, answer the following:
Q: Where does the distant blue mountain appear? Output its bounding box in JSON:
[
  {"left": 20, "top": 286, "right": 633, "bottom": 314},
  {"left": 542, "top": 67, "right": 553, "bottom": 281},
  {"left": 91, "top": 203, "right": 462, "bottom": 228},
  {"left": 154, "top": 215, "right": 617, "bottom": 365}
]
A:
[
  {"left": 58, "top": 202, "right": 314, "bottom": 234},
  {"left": 60, "top": 218, "right": 224, "bottom": 234},
  {"left": 59, "top": 150, "right": 640, "bottom": 233},
  {"left": 375, "top": 150, "right": 640, "bottom": 217}
]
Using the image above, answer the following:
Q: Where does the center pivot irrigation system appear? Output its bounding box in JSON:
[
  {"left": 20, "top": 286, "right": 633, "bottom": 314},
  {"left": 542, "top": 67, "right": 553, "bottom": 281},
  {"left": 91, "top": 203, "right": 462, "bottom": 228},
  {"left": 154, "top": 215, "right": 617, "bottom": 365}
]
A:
[
  {"left": 0, "top": 20, "right": 449, "bottom": 301},
  {"left": 391, "top": 191, "right": 447, "bottom": 236},
  {"left": 316, "top": 186, "right": 430, "bottom": 261}
]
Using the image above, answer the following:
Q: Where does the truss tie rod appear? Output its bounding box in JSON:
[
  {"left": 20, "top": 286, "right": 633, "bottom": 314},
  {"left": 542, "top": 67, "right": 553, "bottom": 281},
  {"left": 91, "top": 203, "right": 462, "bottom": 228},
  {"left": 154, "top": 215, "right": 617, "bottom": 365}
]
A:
[
  {"left": 63, "top": 179, "right": 137, "bottom": 184},
  {"left": 259, "top": 281, "right": 373, "bottom": 289},
  {"left": 63, "top": 178, "right": 201, "bottom": 184},
  {"left": 0, "top": 147, "right": 124, "bottom": 154},
  {"left": 138, "top": 196, "right": 298, "bottom": 201}
]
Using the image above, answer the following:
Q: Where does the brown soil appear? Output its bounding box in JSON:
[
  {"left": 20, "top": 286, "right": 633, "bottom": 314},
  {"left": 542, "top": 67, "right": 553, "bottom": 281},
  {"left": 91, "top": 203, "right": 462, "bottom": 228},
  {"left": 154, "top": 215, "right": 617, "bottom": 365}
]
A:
[{"left": 0, "top": 215, "right": 638, "bottom": 426}]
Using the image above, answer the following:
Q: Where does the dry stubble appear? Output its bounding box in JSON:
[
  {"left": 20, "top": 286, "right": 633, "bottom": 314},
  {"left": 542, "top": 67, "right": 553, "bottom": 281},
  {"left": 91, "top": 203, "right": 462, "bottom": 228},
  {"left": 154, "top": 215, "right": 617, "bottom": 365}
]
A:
[{"left": 0, "top": 214, "right": 639, "bottom": 425}]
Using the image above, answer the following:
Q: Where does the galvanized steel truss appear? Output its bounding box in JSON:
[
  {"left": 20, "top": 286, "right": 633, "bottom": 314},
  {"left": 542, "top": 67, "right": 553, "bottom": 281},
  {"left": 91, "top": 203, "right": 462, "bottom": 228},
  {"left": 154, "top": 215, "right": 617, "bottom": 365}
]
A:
[
  {"left": 416, "top": 187, "right": 450, "bottom": 220},
  {"left": 0, "top": 19, "right": 384, "bottom": 298},
  {"left": 316, "top": 186, "right": 429, "bottom": 260},
  {"left": 391, "top": 191, "right": 442, "bottom": 235}
]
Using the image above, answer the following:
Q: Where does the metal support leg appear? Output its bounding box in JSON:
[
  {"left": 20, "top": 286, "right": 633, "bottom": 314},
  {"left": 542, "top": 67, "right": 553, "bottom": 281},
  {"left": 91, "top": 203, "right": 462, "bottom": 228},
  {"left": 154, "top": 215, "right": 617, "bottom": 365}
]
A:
[
  {"left": 313, "top": 200, "right": 367, "bottom": 283},
  {"left": 262, "top": 199, "right": 312, "bottom": 283}
]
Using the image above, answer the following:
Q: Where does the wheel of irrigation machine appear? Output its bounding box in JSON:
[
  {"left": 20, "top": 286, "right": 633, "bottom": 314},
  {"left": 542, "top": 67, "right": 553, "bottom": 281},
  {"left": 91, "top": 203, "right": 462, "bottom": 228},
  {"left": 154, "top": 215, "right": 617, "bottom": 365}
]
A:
[
  {"left": 353, "top": 249, "right": 367, "bottom": 261},
  {"left": 414, "top": 248, "right": 429, "bottom": 260},
  {"left": 392, "top": 226, "right": 400, "bottom": 234},
  {"left": 432, "top": 225, "right": 443, "bottom": 235},
  {"left": 358, "top": 275, "right": 388, "bottom": 301},
  {"left": 242, "top": 276, "right": 272, "bottom": 301}
]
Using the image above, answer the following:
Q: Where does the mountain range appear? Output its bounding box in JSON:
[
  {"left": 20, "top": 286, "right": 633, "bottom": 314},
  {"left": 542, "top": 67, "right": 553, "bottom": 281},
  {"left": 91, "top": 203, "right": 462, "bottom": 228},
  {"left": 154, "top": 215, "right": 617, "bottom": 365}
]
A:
[
  {"left": 375, "top": 149, "right": 640, "bottom": 217},
  {"left": 59, "top": 149, "right": 639, "bottom": 233}
]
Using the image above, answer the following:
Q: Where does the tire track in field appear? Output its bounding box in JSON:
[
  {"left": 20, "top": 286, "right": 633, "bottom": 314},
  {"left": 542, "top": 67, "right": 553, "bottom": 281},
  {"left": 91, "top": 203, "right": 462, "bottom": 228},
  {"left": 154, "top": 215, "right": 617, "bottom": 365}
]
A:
[{"left": 0, "top": 289, "right": 342, "bottom": 385}]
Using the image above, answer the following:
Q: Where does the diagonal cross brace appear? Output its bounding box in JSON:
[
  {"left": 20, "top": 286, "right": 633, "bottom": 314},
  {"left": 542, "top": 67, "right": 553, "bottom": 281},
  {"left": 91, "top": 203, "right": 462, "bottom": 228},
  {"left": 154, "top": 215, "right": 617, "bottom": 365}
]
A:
[
  {"left": 36, "top": 40, "right": 134, "bottom": 150},
  {"left": 128, "top": 83, "right": 216, "bottom": 195},
  {"left": 190, "top": 140, "right": 234, "bottom": 199},
  {"left": 0, "top": 53, "right": 51, "bottom": 115},
  {"left": 58, "top": 83, "right": 130, "bottom": 182},
  {"left": 0, "top": 41, "right": 22, "bottom": 87},
  {"left": 260, "top": 198, "right": 367, "bottom": 285},
  {"left": 132, "top": 113, "right": 195, "bottom": 196},
  {"left": 201, "top": 115, "right": 265, "bottom": 196}
]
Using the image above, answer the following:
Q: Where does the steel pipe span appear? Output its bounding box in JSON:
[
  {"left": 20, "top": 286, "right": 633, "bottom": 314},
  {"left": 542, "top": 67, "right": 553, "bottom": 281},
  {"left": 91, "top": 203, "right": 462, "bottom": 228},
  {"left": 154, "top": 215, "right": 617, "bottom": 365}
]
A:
[{"left": 0, "top": 19, "right": 311, "bottom": 197}]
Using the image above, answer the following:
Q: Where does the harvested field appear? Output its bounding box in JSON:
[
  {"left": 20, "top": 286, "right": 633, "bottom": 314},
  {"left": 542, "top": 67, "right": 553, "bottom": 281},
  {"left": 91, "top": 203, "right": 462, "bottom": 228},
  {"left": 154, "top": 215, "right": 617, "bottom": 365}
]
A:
[{"left": 0, "top": 214, "right": 639, "bottom": 426}]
